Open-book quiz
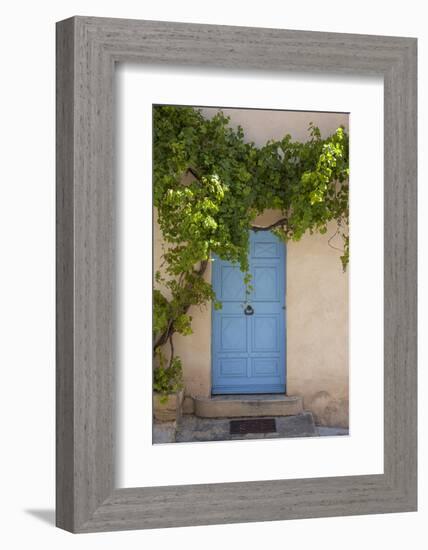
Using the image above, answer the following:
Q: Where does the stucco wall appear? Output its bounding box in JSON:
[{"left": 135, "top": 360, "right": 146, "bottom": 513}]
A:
[{"left": 154, "top": 108, "right": 349, "bottom": 427}]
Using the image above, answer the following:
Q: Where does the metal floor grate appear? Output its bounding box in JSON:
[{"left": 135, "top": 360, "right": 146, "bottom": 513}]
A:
[{"left": 230, "top": 418, "right": 277, "bottom": 435}]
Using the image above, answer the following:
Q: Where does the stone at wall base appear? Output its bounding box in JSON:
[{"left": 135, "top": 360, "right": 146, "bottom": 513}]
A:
[
  {"left": 153, "top": 389, "right": 184, "bottom": 422},
  {"left": 182, "top": 395, "right": 195, "bottom": 415},
  {"left": 153, "top": 420, "right": 177, "bottom": 443}
]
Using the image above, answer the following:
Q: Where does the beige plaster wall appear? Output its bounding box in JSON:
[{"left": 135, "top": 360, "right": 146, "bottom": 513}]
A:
[{"left": 154, "top": 108, "right": 349, "bottom": 427}]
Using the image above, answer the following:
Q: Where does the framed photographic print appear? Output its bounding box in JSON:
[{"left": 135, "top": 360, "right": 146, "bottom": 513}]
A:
[
  {"left": 56, "top": 16, "right": 417, "bottom": 532},
  {"left": 149, "top": 105, "right": 351, "bottom": 443}
]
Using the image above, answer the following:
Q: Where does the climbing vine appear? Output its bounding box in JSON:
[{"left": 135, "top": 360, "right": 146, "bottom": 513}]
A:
[{"left": 153, "top": 105, "right": 349, "bottom": 392}]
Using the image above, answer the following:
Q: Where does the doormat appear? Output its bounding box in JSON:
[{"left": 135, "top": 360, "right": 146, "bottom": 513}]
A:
[{"left": 230, "top": 418, "right": 277, "bottom": 435}]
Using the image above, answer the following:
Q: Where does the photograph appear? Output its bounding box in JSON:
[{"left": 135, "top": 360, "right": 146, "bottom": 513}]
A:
[{"left": 152, "top": 105, "right": 350, "bottom": 444}]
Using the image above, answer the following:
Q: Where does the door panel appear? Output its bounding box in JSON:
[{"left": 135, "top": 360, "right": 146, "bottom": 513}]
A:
[
  {"left": 252, "top": 316, "right": 279, "bottom": 352},
  {"left": 220, "top": 316, "right": 246, "bottom": 352},
  {"left": 219, "top": 358, "right": 247, "bottom": 377},
  {"left": 219, "top": 265, "right": 246, "bottom": 301},
  {"left": 252, "top": 358, "right": 280, "bottom": 377},
  {"left": 253, "top": 266, "right": 278, "bottom": 301},
  {"left": 212, "top": 231, "right": 286, "bottom": 394}
]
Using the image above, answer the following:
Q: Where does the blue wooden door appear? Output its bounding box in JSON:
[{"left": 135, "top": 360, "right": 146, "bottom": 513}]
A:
[{"left": 212, "top": 231, "right": 286, "bottom": 394}]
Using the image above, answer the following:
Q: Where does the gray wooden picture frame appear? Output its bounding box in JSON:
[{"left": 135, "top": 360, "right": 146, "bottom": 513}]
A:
[{"left": 56, "top": 16, "right": 417, "bottom": 533}]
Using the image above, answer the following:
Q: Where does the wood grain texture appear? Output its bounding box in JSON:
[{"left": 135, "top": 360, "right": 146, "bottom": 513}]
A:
[
  {"left": 56, "top": 16, "right": 417, "bottom": 533},
  {"left": 56, "top": 17, "right": 76, "bottom": 532}
]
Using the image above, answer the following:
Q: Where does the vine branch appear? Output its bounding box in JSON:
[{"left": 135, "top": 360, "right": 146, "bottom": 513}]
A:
[
  {"left": 168, "top": 334, "right": 174, "bottom": 368},
  {"left": 153, "top": 259, "right": 209, "bottom": 352},
  {"left": 251, "top": 217, "right": 288, "bottom": 232}
]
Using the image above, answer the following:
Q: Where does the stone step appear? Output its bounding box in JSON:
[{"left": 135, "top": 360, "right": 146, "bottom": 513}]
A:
[{"left": 193, "top": 394, "right": 303, "bottom": 418}]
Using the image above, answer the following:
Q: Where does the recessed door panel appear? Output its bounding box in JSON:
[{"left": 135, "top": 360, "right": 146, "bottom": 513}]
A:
[
  {"left": 252, "top": 358, "right": 280, "bottom": 377},
  {"left": 220, "top": 358, "right": 247, "bottom": 377},
  {"left": 252, "top": 316, "right": 279, "bottom": 352},
  {"left": 253, "top": 266, "right": 278, "bottom": 301},
  {"left": 220, "top": 316, "right": 246, "bottom": 352},
  {"left": 220, "top": 265, "right": 246, "bottom": 301},
  {"left": 253, "top": 241, "right": 280, "bottom": 259}
]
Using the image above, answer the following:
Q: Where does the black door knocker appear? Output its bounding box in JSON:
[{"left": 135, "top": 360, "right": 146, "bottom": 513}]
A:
[{"left": 244, "top": 304, "right": 254, "bottom": 316}]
